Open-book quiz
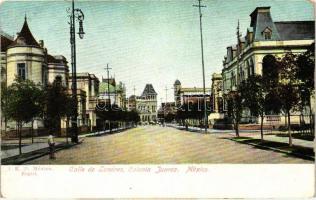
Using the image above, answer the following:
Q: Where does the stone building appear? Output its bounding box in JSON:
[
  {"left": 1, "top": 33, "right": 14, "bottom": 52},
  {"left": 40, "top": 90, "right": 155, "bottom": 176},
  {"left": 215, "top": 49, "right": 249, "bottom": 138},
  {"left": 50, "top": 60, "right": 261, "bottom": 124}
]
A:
[
  {"left": 127, "top": 84, "right": 157, "bottom": 123},
  {"left": 173, "top": 79, "right": 211, "bottom": 109},
  {"left": 221, "top": 7, "right": 314, "bottom": 124},
  {"left": 0, "top": 17, "right": 87, "bottom": 135},
  {"left": 68, "top": 73, "right": 100, "bottom": 131},
  {"left": 210, "top": 73, "right": 223, "bottom": 113},
  {"left": 209, "top": 73, "right": 224, "bottom": 124},
  {"left": 99, "top": 77, "right": 127, "bottom": 109},
  {"left": 47, "top": 54, "right": 69, "bottom": 87},
  {"left": 136, "top": 84, "right": 158, "bottom": 123}
]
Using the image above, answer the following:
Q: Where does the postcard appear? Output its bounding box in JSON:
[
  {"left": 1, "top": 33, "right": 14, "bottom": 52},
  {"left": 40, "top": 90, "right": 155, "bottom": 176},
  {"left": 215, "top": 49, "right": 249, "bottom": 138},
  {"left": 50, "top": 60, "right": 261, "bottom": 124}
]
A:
[{"left": 0, "top": 0, "right": 315, "bottom": 198}]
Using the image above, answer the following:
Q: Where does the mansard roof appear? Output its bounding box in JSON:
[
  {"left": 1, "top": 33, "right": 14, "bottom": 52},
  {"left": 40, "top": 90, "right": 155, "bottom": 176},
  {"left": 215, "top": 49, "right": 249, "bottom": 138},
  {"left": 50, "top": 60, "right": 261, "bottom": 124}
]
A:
[
  {"left": 250, "top": 7, "right": 280, "bottom": 41},
  {"left": 141, "top": 84, "right": 157, "bottom": 96},
  {"left": 275, "top": 21, "right": 314, "bottom": 40},
  {"left": 10, "top": 17, "right": 40, "bottom": 47}
]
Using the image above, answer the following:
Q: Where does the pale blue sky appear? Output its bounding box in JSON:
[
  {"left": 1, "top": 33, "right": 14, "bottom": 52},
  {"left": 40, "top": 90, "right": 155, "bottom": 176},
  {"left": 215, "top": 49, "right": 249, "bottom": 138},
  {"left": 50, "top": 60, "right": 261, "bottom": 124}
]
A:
[{"left": 0, "top": 0, "right": 314, "bottom": 103}]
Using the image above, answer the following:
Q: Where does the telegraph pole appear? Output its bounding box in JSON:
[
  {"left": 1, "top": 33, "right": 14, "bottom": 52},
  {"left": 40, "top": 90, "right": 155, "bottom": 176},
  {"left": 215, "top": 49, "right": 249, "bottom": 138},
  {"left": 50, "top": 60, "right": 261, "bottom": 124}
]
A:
[
  {"left": 114, "top": 73, "right": 117, "bottom": 105},
  {"left": 165, "top": 86, "right": 168, "bottom": 105},
  {"left": 193, "top": 0, "right": 207, "bottom": 133},
  {"left": 133, "top": 85, "right": 136, "bottom": 96},
  {"left": 236, "top": 20, "right": 241, "bottom": 87},
  {"left": 164, "top": 86, "right": 168, "bottom": 124},
  {"left": 104, "top": 64, "right": 112, "bottom": 106}
]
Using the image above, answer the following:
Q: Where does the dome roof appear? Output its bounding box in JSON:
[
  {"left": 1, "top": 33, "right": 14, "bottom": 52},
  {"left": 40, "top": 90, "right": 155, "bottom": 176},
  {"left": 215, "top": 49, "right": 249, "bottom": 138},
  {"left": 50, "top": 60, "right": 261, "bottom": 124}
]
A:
[
  {"left": 99, "top": 82, "right": 116, "bottom": 93},
  {"left": 174, "top": 79, "right": 181, "bottom": 85}
]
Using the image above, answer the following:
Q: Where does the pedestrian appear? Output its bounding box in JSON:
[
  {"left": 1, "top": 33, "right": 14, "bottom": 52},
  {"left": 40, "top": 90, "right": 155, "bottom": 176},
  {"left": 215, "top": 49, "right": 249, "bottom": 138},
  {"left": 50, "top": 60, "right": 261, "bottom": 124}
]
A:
[{"left": 48, "top": 134, "right": 56, "bottom": 159}]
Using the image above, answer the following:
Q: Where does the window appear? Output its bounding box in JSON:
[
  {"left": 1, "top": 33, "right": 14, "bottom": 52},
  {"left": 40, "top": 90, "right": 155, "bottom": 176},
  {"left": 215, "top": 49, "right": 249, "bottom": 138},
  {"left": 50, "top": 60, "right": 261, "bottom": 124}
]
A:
[
  {"left": 42, "top": 65, "right": 48, "bottom": 85},
  {"left": 17, "top": 63, "right": 26, "bottom": 80},
  {"left": 262, "top": 27, "right": 272, "bottom": 40},
  {"left": 264, "top": 31, "right": 271, "bottom": 40}
]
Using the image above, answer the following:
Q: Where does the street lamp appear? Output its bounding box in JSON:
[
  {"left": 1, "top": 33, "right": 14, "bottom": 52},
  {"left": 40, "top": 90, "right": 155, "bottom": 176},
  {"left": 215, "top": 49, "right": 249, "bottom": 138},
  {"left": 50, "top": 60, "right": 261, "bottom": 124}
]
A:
[{"left": 67, "top": 0, "right": 85, "bottom": 143}]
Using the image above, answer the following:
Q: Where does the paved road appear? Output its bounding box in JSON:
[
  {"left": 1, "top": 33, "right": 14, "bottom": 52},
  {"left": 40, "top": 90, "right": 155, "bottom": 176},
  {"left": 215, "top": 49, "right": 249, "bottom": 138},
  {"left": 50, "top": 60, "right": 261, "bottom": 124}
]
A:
[{"left": 26, "top": 126, "right": 312, "bottom": 164}]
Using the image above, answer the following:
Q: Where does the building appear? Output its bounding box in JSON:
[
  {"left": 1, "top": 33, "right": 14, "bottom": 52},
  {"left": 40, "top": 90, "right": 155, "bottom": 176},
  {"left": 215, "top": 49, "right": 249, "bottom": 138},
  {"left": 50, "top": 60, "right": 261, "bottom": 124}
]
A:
[
  {"left": 47, "top": 54, "right": 69, "bottom": 87},
  {"left": 209, "top": 73, "right": 224, "bottom": 125},
  {"left": 157, "top": 102, "right": 177, "bottom": 122},
  {"left": 127, "top": 95, "right": 137, "bottom": 111},
  {"left": 210, "top": 73, "right": 223, "bottom": 113},
  {"left": 221, "top": 7, "right": 314, "bottom": 123},
  {"left": 173, "top": 79, "right": 211, "bottom": 110},
  {"left": 99, "top": 77, "right": 127, "bottom": 109},
  {"left": 127, "top": 84, "right": 158, "bottom": 123},
  {"left": 137, "top": 84, "right": 158, "bottom": 123},
  {"left": 0, "top": 17, "right": 87, "bottom": 136},
  {"left": 68, "top": 73, "right": 100, "bottom": 131}
]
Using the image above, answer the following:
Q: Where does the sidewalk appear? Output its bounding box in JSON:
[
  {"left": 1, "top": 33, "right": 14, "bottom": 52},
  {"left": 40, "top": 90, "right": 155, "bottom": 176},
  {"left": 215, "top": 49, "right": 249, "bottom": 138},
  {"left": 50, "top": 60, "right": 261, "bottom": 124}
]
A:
[
  {"left": 167, "top": 124, "right": 314, "bottom": 149},
  {"left": 1, "top": 126, "right": 134, "bottom": 162}
]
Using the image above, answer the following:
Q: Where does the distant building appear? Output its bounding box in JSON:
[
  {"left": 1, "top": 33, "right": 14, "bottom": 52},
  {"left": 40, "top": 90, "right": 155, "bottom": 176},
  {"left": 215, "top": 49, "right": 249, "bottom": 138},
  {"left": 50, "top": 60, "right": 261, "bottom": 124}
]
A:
[
  {"left": 173, "top": 80, "right": 211, "bottom": 109},
  {"left": 127, "top": 95, "right": 137, "bottom": 111},
  {"left": 128, "top": 84, "right": 158, "bottom": 123},
  {"left": 209, "top": 73, "right": 224, "bottom": 125},
  {"left": 210, "top": 73, "right": 223, "bottom": 113},
  {"left": 99, "top": 77, "right": 127, "bottom": 109}
]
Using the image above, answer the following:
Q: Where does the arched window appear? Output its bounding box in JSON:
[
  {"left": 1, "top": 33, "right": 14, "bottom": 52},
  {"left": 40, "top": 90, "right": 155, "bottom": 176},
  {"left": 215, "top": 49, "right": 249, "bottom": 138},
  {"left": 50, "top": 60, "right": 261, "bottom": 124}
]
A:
[
  {"left": 262, "top": 55, "right": 278, "bottom": 82},
  {"left": 54, "top": 75, "right": 62, "bottom": 86}
]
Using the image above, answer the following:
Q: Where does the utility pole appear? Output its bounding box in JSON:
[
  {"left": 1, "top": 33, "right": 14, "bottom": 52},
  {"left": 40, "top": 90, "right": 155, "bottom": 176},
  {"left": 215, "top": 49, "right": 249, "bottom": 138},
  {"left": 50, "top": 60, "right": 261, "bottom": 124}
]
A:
[
  {"left": 133, "top": 85, "right": 136, "bottom": 96},
  {"left": 236, "top": 20, "right": 241, "bottom": 88},
  {"left": 114, "top": 73, "right": 117, "bottom": 105},
  {"left": 165, "top": 86, "right": 168, "bottom": 105},
  {"left": 104, "top": 64, "right": 112, "bottom": 106},
  {"left": 193, "top": 0, "right": 207, "bottom": 133}
]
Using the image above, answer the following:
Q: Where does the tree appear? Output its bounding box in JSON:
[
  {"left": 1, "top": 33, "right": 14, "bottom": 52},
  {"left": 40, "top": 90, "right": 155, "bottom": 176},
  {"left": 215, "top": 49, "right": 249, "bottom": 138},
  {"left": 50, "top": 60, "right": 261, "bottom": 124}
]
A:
[
  {"left": 278, "top": 53, "right": 300, "bottom": 146},
  {"left": 2, "top": 78, "right": 43, "bottom": 154},
  {"left": 240, "top": 75, "right": 265, "bottom": 141},
  {"left": 297, "top": 44, "right": 315, "bottom": 134},
  {"left": 226, "top": 91, "right": 242, "bottom": 137},
  {"left": 44, "top": 78, "right": 70, "bottom": 136}
]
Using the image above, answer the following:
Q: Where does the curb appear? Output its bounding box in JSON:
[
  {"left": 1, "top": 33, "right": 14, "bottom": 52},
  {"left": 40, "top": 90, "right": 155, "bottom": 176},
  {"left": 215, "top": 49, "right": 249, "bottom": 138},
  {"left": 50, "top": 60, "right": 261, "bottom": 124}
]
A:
[
  {"left": 229, "top": 138, "right": 314, "bottom": 161},
  {"left": 2, "top": 140, "right": 83, "bottom": 165}
]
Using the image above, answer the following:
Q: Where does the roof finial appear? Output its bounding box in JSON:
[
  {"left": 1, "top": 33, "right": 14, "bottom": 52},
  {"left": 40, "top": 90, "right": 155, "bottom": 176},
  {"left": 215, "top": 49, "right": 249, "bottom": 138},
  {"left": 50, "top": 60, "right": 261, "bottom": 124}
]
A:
[{"left": 25, "top": 13, "right": 27, "bottom": 22}]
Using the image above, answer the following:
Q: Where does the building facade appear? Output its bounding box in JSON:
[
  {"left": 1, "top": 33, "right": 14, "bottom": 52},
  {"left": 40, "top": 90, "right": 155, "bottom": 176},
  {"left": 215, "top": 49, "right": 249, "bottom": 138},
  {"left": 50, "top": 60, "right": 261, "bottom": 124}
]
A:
[
  {"left": 173, "top": 79, "right": 211, "bottom": 110},
  {"left": 98, "top": 77, "right": 127, "bottom": 109},
  {"left": 68, "top": 73, "right": 100, "bottom": 131},
  {"left": 221, "top": 7, "right": 314, "bottom": 123},
  {"left": 1, "top": 17, "right": 88, "bottom": 135},
  {"left": 127, "top": 84, "right": 158, "bottom": 123},
  {"left": 137, "top": 84, "right": 158, "bottom": 123}
]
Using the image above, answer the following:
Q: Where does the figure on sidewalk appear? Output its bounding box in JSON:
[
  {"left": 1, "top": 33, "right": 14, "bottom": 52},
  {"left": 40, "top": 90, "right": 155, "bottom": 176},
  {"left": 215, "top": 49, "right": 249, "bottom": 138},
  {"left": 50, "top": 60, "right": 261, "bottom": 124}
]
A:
[{"left": 48, "top": 134, "right": 56, "bottom": 159}]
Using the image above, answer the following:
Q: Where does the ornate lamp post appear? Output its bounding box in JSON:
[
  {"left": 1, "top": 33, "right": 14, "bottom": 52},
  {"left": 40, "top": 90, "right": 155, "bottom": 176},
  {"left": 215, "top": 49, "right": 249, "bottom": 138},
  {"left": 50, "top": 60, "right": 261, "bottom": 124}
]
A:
[{"left": 67, "top": 0, "right": 85, "bottom": 143}]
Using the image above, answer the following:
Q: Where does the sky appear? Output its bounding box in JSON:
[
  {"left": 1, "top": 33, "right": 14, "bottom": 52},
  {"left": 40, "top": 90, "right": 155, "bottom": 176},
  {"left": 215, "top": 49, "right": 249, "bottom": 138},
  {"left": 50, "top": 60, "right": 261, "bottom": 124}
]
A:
[{"left": 0, "top": 0, "right": 314, "bottom": 104}]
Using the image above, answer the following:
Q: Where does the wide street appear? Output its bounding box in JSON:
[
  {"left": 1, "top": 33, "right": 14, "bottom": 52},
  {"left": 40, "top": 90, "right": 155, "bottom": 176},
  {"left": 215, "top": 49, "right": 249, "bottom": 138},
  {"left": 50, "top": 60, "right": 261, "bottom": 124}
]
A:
[{"left": 26, "top": 126, "right": 312, "bottom": 164}]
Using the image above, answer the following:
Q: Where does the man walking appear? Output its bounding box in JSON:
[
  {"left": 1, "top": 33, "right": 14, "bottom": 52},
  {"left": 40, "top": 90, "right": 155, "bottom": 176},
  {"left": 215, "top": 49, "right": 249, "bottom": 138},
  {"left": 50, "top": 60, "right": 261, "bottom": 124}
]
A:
[{"left": 48, "top": 134, "right": 56, "bottom": 159}]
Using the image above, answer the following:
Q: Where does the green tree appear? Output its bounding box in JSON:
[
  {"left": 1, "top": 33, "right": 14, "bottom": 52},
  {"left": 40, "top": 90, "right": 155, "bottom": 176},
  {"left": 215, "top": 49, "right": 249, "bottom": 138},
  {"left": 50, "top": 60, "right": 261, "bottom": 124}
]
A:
[
  {"left": 278, "top": 53, "right": 300, "bottom": 146},
  {"left": 44, "top": 78, "right": 70, "bottom": 136},
  {"left": 240, "top": 75, "right": 265, "bottom": 141},
  {"left": 2, "top": 78, "right": 43, "bottom": 154},
  {"left": 297, "top": 44, "right": 315, "bottom": 134},
  {"left": 226, "top": 91, "right": 242, "bottom": 137}
]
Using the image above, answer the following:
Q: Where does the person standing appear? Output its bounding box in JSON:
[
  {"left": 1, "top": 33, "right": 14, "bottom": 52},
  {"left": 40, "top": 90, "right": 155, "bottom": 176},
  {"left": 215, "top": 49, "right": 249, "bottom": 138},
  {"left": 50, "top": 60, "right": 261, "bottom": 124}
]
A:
[{"left": 48, "top": 134, "right": 56, "bottom": 159}]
